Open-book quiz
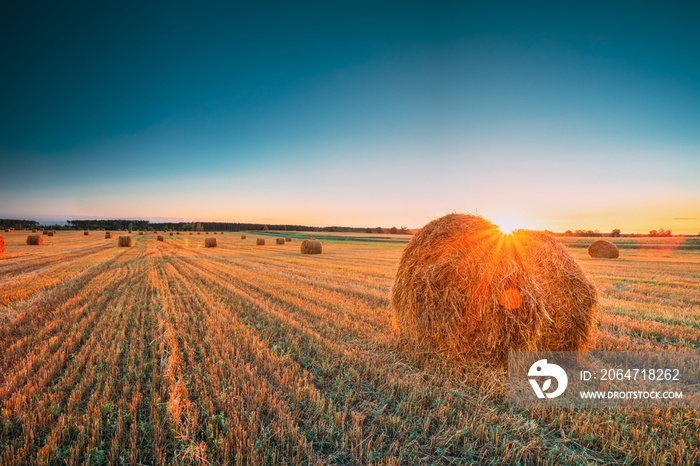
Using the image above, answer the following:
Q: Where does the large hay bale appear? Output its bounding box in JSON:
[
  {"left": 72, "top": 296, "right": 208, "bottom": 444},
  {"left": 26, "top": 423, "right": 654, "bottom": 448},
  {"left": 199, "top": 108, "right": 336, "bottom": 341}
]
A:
[
  {"left": 4, "top": 229, "right": 10, "bottom": 232},
  {"left": 84, "top": 231, "right": 89, "bottom": 235},
  {"left": 118, "top": 236, "right": 133, "bottom": 247},
  {"left": 27, "top": 235, "right": 44, "bottom": 245},
  {"left": 301, "top": 239, "right": 322, "bottom": 255},
  {"left": 256, "top": 238, "right": 265, "bottom": 246},
  {"left": 0, "top": 236, "right": 4, "bottom": 258},
  {"left": 105, "top": 232, "right": 113, "bottom": 239},
  {"left": 157, "top": 235, "right": 164, "bottom": 242},
  {"left": 241, "top": 235, "right": 246, "bottom": 240},
  {"left": 285, "top": 237, "right": 292, "bottom": 242},
  {"left": 276, "top": 238, "right": 285, "bottom": 245},
  {"left": 391, "top": 213, "right": 597, "bottom": 362},
  {"left": 588, "top": 240, "right": 619, "bottom": 259},
  {"left": 48, "top": 231, "right": 55, "bottom": 237},
  {"left": 205, "top": 237, "right": 217, "bottom": 248}
]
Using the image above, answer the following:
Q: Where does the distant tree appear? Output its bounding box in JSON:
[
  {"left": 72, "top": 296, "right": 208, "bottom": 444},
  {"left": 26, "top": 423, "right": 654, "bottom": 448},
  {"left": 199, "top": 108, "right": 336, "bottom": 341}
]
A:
[
  {"left": 649, "top": 230, "right": 658, "bottom": 237},
  {"left": 375, "top": 227, "right": 384, "bottom": 234},
  {"left": 611, "top": 229, "right": 621, "bottom": 237},
  {"left": 399, "top": 226, "right": 410, "bottom": 234},
  {"left": 262, "top": 225, "right": 268, "bottom": 231},
  {"left": 365, "top": 227, "right": 372, "bottom": 234},
  {"left": 280, "top": 225, "right": 287, "bottom": 231},
  {"left": 389, "top": 226, "right": 398, "bottom": 234}
]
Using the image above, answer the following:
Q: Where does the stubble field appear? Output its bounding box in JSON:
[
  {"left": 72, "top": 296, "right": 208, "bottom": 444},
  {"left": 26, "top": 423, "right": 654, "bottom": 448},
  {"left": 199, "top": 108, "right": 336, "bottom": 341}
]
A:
[{"left": 0, "top": 230, "right": 698, "bottom": 465}]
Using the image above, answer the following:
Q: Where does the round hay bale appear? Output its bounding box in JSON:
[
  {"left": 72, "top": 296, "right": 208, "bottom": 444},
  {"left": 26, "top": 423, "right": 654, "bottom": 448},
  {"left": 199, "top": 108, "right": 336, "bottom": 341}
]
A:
[
  {"left": 241, "top": 235, "right": 246, "bottom": 240},
  {"left": 189, "top": 233, "right": 193, "bottom": 236},
  {"left": 118, "top": 236, "right": 133, "bottom": 247},
  {"left": 300, "top": 239, "right": 322, "bottom": 255},
  {"left": 285, "top": 237, "right": 292, "bottom": 242},
  {"left": 256, "top": 238, "right": 265, "bottom": 246},
  {"left": 0, "top": 235, "right": 4, "bottom": 258},
  {"left": 205, "top": 237, "right": 217, "bottom": 248},
  {"left": 588, "top": 240, "right": 619, "bottom": 259},
  {"left": 4, "top": 229, "right": 10, "bottom": 232},
  {"left": 169, "top": 232, "right": 173, "bottom": 236},
  {"left": 176, "top": 232, "right": 180, "bottom": 235},
  {"left": 48, "top": 231, "right": 56, "bottom": 237},
  {"left": 197, "top": 232, "right": 201, "bottom": 235},
  {"left": 391, "top": 213, "right": 597, "bottom": 362},
  {"left": 139, "top": 231, "right": 144, "bottom": 235},
  {"left": 42, "top": 230, "right": 49, "bottom": 235},
  {"left": 276, "top": 238, "right": 285, "bottom": 245},
  {"left": 157, "top": 235, "right": 164, "bottom": 242},
  {"left": 33, "top": 229, "right": 38, "bottom": 233},
  {"left": 84, "top": 231, "right": 89, "bottom": 235},
  {"left": 105, "top": 232, "right": 113, "bottom": 239},
  {"left": 128, "top": 230, "right": 132, "bottom": 234},
  {"left": 27, "top": 235, "right": 44, "bottom": 245}
]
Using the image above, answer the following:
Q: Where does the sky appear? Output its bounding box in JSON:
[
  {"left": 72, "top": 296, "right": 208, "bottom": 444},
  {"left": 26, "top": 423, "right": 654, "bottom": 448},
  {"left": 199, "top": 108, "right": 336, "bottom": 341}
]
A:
[{"left": 1, "top": 1, "right": 699, "bottom": 233}]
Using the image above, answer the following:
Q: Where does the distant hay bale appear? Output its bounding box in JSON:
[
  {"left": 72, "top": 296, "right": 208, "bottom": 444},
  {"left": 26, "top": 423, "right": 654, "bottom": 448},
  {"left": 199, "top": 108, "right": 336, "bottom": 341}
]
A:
[
  {"left": 128, "top": 230, "right": 132, "bottom": 234},
  {"left": 300, "top": 239, "right": 322, "bottom": 255},
  {"left": 205, "top": 237, "right": 217, "bottom": 248},
  {"left": 189, "top": 233, "right": 193, "bottom": 235},
  {"left": 42, "top": 230, "right": 49, "bottom": 235},
  {"left": 157, "top": 235, "right": 164, "bottom": 242},
  {"left": 139, "top": 231, "right": 144, "bottom": 235},
  {"left": 118, "top": 236, "right": 133, "bottom": 247},
  {"left": 241, "top": 235, "right": 246, "bottom": 240},
  {"left": 213, "top": 232, "right": 217, "bottom": 235},
  {"left": 588, "top": 240, "right": 619, "bottom": 259},
  {"left": 169, "top": 232, "right": 173, "bottom": 236},
  {"left": 285, "top": 237, "right": 292, "bottom": 242},
  {"left": 33, "top": 229, "right": 38, "bottom": 233},
  {"left": 197, "top": 232, "right": 201, "bottom": 235},
  {"left": 27, "top": 235, "right": 44, "bottom": 245},
  {"left": 391, "top": 213, "right": 597, "bottom": 363},
  {"left": 256, "top": 238, "right": 265, "bottom": 245},
  {"left": 84, "top": 231, "right": 89, "bottom": 235},
  {"left": 276, "top": 238, "right": 285, "bottom": 245},
  {"left": 105, "top": 232, "right": 113, "bottom": 239},
  {"left": 4, "top": 229, "right": 10, "bottom": 232},
  {"left": 176, "top": 232, "right": 180, "bottom": 235},
  {"left": 48, "top": 231, "right": 55, "bottom": 237}
]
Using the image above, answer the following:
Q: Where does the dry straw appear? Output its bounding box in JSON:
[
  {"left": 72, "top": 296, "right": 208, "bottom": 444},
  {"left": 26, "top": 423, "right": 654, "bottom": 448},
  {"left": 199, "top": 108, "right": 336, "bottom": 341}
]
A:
[
  {"left": 391, "top": 213, "right": 597, "bottom": 363},
  {"left": 157, "top": 235, "right": 164, "bottom": 242},
  {"left": 0, "top": 235, "right": 4, "bottom": 258},
  {"left": 105, "top": 232, "right": 113, "bottom": 239},
  {"left": 588, "top": 240, "right": 619, "bottom": 259},
  {"left": 256, "top": 238, "right": 265, "bottom": 246},
  {"left": 27, "top": 235, "right": 44, "bottom": 245},
  {"left": 300, "top": 239, "right": 322, "bottom": 255},
  {"left": 118, "top": 236, "right": 133, "bottom": 247},
  {"left": 205, "top": 237, "right": 217, "bottom": 248},
  {"left": 276, "top": 238, "right": 285, "bottom": 245}
]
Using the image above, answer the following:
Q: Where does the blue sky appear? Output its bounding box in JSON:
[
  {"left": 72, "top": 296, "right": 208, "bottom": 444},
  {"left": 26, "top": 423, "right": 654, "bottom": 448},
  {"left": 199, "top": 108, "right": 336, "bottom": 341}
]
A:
[{"left": 1, "top": 1, "right": 699, "bottom": 232}]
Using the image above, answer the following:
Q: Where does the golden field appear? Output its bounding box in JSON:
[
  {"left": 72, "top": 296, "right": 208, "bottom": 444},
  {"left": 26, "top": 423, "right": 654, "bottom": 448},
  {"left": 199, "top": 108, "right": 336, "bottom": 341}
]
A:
[{"left": 0, "top": 230, "right": 698, "bottom": 465}]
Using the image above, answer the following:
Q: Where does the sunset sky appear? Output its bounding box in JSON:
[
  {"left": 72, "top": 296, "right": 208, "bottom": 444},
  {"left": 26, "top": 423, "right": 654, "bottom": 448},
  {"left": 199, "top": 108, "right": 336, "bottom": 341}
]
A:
[{"left": 1, "top": 1, "right": 699, "bottom": 233}]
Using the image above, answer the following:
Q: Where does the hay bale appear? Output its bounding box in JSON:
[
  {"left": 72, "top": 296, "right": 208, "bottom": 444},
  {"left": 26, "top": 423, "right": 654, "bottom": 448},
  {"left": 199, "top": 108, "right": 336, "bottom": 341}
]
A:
[
  {"left": 205, "top": 237, "right": 217, "bottom": 248},
  {"left": 285, "top": 237, "right": 292, "bottom": 242},
  {"left": 176, "top": 232, "right": 180, "bottom": 235},
  {"left": 197, "top": 232, "right": 201, "bottom": 235},
  {"left": 241, "top": 235, "right": 246, "bottom": 240},
  {"left": 48, "top": 231, "right": 55, "bottom": 237},
  {"left": 0, "top": 236, "right": 4, "bottom": 258},
  {"left": 139, "top": 231, "right": 144, "bottom": 235},
  {"left": 276, "top": 238, "right": 285, "bottom": 245},
  {"left": 105, "top": 232, "right": 113, "bottom": 239},
  {"left": 588, "top": 240, "right": 619, "bottom": 259},
  {"left": 42, "top": 230, "right": 49, "bottom": 235},
  {"left": 33, "top": 229, "right": 38, "bottom": 233},
  {"left": 169, "top": 232, "right": 173, "bottom": 236},
  {"left": 128, "top": 230, "right": 132, "bottom": 234},
  {"left": 391, "top": 213, "right": 597, "bottom": 363},
  {"left": 157, "top": 235, "right": 164, "bottom": 242},
  {"left": 4, "top": 229, "right": 10, "bottom": 232},
  {"left": 256, "top": 238, "right": 265, "bottom": 246},
  {"left": 118, "top": 236, "right": 133, "bottom": 247},
  {"left": 189, "top": 233, "right": 193, "bottom": 235},
  {"left": 27, "top": 235, "right": 44, "bottom": 245},
  {"left": 300, "top": 239, "right": 322, "bottom": 255},
  {"left": 84, "top": 231, "right": 89, "bottom": 235}
]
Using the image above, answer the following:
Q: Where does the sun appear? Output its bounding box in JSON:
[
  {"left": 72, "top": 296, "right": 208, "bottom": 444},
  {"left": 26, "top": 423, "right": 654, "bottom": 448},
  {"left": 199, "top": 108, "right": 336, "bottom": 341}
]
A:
[{"left": 494, "top": 215, "right": 527, "bottom": 235}]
